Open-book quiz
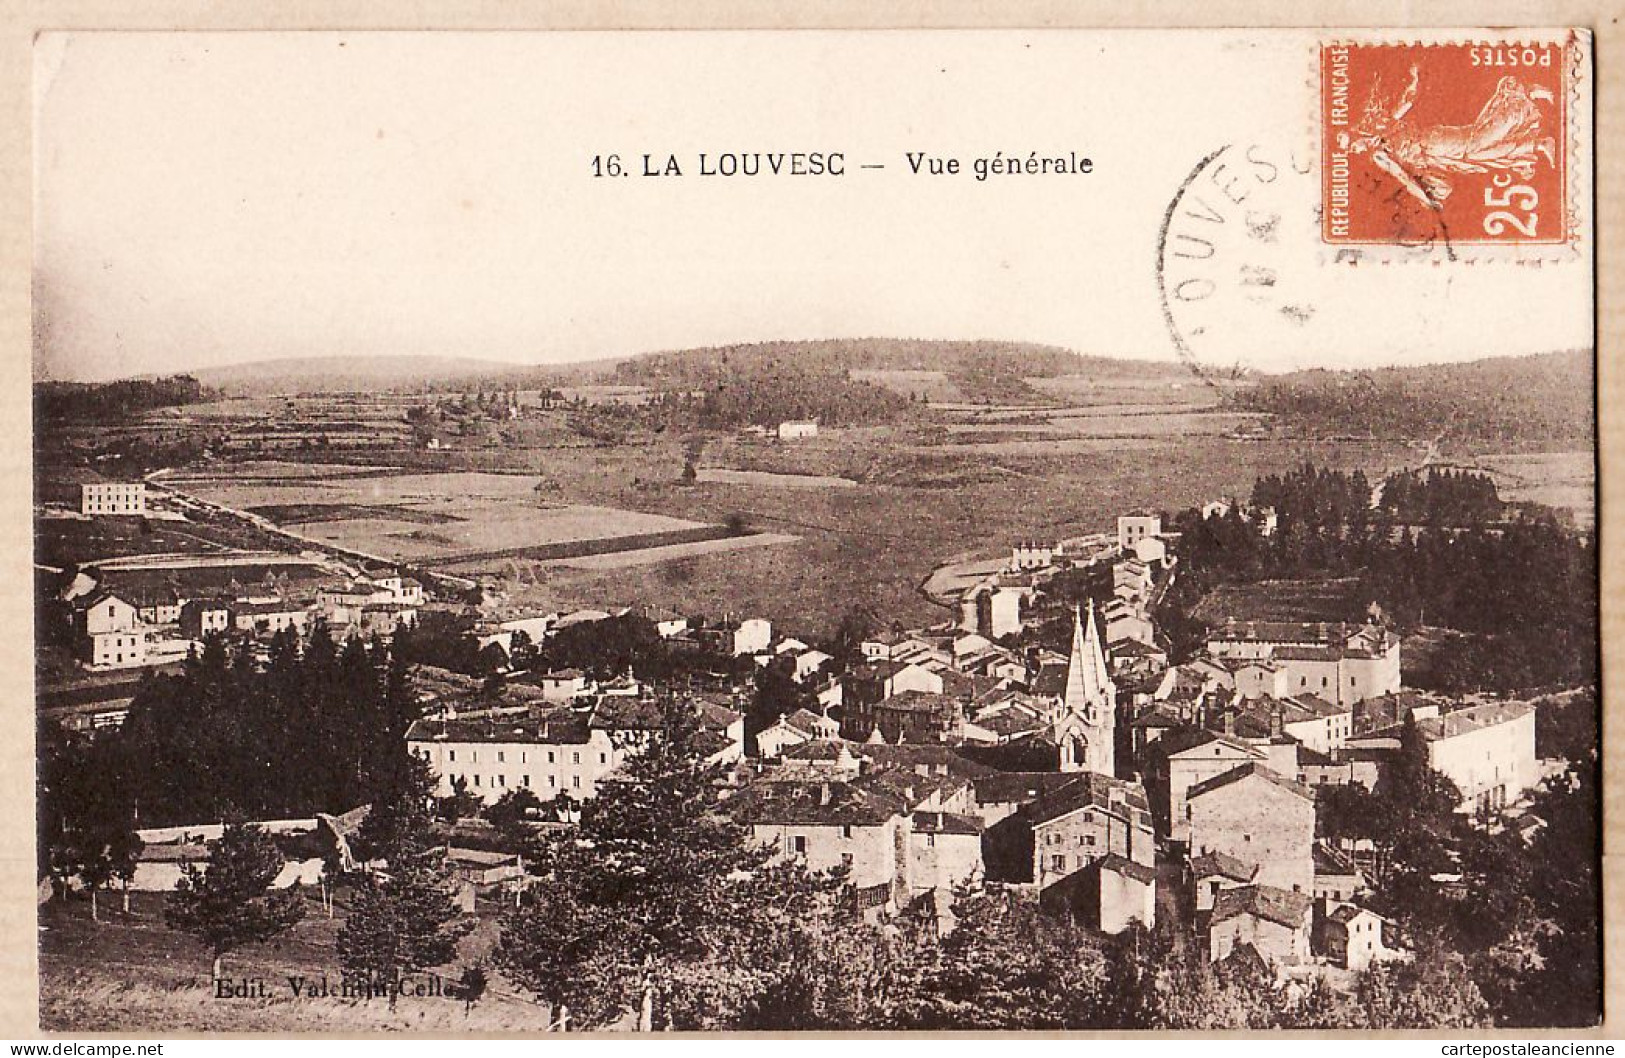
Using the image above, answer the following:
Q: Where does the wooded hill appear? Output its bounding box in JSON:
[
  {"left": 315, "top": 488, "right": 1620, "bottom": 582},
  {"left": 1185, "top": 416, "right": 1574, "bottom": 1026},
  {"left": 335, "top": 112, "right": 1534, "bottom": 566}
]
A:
[
  {"left": 1230, "top": 350, "right": 1593, "bottom": 447},
  {"left": 612, "top": 338, "right": 1191, "bottom": 387}
]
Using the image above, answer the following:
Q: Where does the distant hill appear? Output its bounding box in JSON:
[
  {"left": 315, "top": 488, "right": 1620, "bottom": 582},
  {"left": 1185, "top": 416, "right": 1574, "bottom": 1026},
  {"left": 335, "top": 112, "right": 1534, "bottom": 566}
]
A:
[
  {"left": 1231, "top": 350, "right": 1593, "bottom": 447},
  {"left": 612, "top": 338, "right": 1190, "bottom": 388},
  {"left": 156, "top": 341, "right": 1194, "bottom": 400},
  {"left": 189, "top": 355, "right": 625, "bottom": 398}
]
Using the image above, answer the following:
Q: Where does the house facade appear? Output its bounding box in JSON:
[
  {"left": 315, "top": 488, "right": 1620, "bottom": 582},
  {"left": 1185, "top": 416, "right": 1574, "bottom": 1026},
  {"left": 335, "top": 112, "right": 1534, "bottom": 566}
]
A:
[
  {"left": 1028, "top": 773, "right": 1155, "bottom": 890},
  {"left": 1186, "top": 764, "right": 1315, "bottom": 896}
]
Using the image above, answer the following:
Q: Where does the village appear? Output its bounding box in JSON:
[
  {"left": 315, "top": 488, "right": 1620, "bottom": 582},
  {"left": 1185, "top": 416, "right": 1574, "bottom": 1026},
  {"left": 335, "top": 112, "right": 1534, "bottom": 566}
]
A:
[{"left": 37, "top": 466, "right": 1555, "bottom": 998}]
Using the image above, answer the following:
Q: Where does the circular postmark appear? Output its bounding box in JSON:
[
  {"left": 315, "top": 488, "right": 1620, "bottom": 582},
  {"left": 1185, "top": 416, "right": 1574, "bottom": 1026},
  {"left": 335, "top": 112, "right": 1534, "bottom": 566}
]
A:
[{"left": 1156, "top": 142, "right": 1319, "bottom": 384}]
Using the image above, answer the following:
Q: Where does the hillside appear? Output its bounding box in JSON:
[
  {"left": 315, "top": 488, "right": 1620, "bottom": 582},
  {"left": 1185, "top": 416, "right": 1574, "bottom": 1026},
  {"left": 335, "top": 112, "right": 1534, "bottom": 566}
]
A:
[{"left": 1231, "top": 350, "right": 1593, "bottom": 448}]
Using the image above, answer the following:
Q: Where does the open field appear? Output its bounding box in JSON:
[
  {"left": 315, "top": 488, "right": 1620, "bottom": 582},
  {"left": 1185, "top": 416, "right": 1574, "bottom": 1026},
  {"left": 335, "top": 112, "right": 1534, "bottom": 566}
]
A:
[
  {"left": 849, "top": 368, "right": 968, "bottom": 403},
  {"left": 87, "top": 388, "right": 1592, "bottom": 642},
  {"left": 170, "top": 469, "right": 713, "bottom": 566},
  {"left": 521, "top": 531, "right": 800, "bottom": 571},
  {"left": 487, "top": 435, "right": 1424, "bottom": 638},
  {"left": 1475, "top": 450, "right": 1594, "bottom": 527},
  {"left": 696, "top": 468, "right": 856, "bottom": 489},
  {"left": 1192, "top": 579, "right": 1371, "bottom": 625}
]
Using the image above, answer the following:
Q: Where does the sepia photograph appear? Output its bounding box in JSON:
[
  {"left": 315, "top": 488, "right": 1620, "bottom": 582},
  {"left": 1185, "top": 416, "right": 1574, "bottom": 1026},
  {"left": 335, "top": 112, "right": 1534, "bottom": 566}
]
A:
[{"left": 27, "top": 27, "right": 1601, "bottom": 1036}]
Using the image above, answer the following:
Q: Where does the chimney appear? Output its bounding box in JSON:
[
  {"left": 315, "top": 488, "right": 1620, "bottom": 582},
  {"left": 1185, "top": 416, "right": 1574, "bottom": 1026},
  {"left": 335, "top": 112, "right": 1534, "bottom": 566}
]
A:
[
  {"left": 1221, "top": 710, "right": 1235, "bottom": 736},
  {"left": 1269, "top": 705, "right": 1284, "bottom": 739},
  {"left": 819, "top": 783, "right": 832, "bottom": 807}
]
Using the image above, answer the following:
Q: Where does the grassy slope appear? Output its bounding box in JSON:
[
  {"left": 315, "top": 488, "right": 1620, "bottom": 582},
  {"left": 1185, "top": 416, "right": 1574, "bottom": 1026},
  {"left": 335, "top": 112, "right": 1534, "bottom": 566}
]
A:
[{"left": 39, "top": 889, "right": 554, "bottom": 1033}]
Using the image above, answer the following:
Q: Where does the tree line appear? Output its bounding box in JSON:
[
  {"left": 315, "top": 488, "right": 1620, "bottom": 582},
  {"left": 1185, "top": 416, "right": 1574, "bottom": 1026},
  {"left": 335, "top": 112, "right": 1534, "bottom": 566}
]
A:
[
  {"left": 35, "top": 375, "right": 207, "bottom": 426},
  {"left": 1169, "top": 464, "right": 1597, "bottom": 692}
]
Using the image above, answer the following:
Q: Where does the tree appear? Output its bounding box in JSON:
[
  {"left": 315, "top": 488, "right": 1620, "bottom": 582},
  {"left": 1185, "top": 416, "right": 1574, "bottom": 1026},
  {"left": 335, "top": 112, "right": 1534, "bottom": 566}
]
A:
[
  {"left": 46, "top": 732, "right": 143, "bottom": 921},
  {"left": 59, "top": 814, "right": 142, "bottom": 922},
  {"left": 894, "top": 887, "right": 1108, "bottom": 1029},
  {"left": 495, "top": 695, "right": 849, "bottom": 1029},
  {"left": 436, "top": 776, "right": 482, "bottom": 824},
  {"left": 165, "top": 821, "right": 306, "bottom": 980},
  {"left": 1355, "top": 939, "right": 1491, "bottom": 1028},
  {"left": 338, "top": 754, "right": 472, "bottom": 1008},
  {"left": 484, "top": 787, "right": 544, "bottom": 845}
]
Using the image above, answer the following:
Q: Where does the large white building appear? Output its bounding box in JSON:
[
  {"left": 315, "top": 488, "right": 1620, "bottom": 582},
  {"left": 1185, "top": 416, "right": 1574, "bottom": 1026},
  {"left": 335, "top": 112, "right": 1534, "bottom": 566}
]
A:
[
  {"left": 80, "top": 481, "right": 147, "bottom": 516},
  {"left": 408, "top": 698, "right": 745, "bottom": 804},
  {"left": 1357, "top": 702, "right": 1539, "bottom": 816},
  {"left": 1211, "top": 621, "right": 1401, "bottom": 707}
]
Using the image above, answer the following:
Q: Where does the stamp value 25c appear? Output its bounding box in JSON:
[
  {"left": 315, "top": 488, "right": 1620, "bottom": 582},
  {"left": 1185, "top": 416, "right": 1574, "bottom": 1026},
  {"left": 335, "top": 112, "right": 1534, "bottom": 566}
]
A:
[{"left": 1320, "top": 38, "right": 1574, "bottom": 246}]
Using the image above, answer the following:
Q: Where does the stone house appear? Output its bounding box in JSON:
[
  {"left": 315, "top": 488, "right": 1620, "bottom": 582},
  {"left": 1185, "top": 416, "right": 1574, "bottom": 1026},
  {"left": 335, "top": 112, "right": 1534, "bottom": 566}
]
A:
[
  {"left": 1207, "top": 884, "right": 1313, "bottom": 966},
  {"left": 1186, "top": 764, "right": 1315, "bottom": 896},
  {"left": 1027, "top": 773, "right": 1155, "bottom": 890}
]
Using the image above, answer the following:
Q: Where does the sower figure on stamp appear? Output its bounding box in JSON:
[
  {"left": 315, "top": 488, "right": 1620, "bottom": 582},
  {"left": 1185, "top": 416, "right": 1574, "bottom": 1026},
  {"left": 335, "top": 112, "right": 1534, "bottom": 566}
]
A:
[{"left": 1341, "top": 64, "right": 1557, "bottom": 211}]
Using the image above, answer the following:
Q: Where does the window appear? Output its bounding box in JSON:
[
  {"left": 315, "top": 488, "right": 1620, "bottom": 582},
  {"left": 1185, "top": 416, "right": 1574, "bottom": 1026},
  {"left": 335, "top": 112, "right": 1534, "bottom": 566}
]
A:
[
  {"left": 1051, "top": 855, "right": 1065, "bottom": 871},
  {"left": 497, "top": 775, "right": 506, "bottom": 787},
  {"left": 792, "top": 836, "right": 807, "bottom": 854},
  {"left": 599, "top": 753, "right": 607, "bottom": 765},
  {"left": 1084, "top": 835, "right": 1096, "bottom": 846},
  {"left": 926, "top": 834, "right": 936, "bottom": 847},
  {"left": 548, "top": 751, "right": 555, "bottom": 764},
  {"left": 473, "top": 775, "right": 481, "bottom": 787},
  {"left": 572, "top": 752, "right": 580, "bottom": 765},
  {"left": 522, "top": 775, "right": 531, "bottom": 787},
  {"left": 497, "top": 751, "right": 505, "bottom": 763},
  {"left": 549, "top": 775, "right": 557, "bottom": 787},
  {"left": 841, "top": 825, "right": 853, "bottom": 839},
  {"left": 521, "top": 752, "right": 527, "bottom": 764},
  {"left": 841, "top": 853, "right": 853, "bottom": 868},
  {"left": 471, "top": 751, "right": 479, "bottom": 763},
  {"left": 572, "top": 776, "right": 580, "bottom": 789}
]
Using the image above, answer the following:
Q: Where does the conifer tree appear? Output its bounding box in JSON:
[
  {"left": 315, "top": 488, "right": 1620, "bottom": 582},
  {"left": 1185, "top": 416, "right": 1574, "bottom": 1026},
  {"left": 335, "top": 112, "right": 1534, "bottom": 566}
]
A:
[
  {"left": 165, "top": 820, "right": 306, "bottom": 979},
  {"left": 495, "top": 695, "right": 847, "bottom": 1029},
  {"left": 338, "top": 754, "right": 471, "bottom": 1007}
]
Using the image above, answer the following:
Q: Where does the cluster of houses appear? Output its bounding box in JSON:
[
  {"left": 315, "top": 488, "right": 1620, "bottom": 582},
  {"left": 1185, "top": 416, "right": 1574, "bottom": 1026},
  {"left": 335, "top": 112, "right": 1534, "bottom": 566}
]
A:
[
  {"left": 59, "top": 558, "right": 423, "bottom": 672},
  {"left": 49, "top": 485, "right": 1547, "bottom": 984},
  {"left": 421, "top": 505, "right": 1538, "bottom": 977}
]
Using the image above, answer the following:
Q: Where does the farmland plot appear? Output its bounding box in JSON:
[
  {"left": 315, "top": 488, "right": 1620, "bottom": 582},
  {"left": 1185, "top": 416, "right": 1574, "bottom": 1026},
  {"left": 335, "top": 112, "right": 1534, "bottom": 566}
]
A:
[{"left": 173, "top": 470, "right": 715, "bottom": 565}]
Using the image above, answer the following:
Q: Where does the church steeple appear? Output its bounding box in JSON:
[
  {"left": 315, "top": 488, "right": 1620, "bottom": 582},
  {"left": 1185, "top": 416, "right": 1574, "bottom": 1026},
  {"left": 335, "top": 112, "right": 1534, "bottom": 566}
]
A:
[
  {"left": 1064, "top": 603, "right": 1111, "bottom": 716},
  {"left": 1061, "top": 601, "right": 1116, "bottom": 775}
]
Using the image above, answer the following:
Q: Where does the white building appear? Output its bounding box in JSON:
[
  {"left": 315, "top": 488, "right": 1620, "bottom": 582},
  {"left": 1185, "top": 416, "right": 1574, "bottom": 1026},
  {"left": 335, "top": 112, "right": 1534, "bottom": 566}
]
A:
[
  {"left": 1374, "top": 702, "right": 1539, "bottom": 816},
  {"left": 74, "top": 590, "right": 150, "bottom": 669},
  {"left": 1117, "top": 513, "right": 1162, "bottom": 552},
  {"left": 81, "top": 482, "right": 147, "bottom": 516},
  {"left": 777, "top": 420, "right": 819, "bottom": 441},
  {"left": 408, "top": 698, "right": 745, "bottom": 804}
]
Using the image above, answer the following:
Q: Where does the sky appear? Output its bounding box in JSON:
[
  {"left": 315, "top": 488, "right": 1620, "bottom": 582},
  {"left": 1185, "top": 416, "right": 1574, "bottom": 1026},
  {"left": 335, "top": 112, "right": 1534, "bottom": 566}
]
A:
[{"left": 32, "top": 30, "right": 1594, "bottom": 382}]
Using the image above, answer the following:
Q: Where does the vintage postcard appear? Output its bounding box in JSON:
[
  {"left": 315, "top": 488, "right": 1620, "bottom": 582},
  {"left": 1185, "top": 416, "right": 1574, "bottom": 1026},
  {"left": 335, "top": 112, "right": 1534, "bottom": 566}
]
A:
[{"left": 29, "top": 28, "right": 1598, "bottom": 1035}]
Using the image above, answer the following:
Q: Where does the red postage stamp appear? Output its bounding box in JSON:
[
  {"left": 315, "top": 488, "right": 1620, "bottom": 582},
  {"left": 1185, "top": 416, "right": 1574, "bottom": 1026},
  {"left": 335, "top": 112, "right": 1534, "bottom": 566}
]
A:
[{"left": 1320, "top": 39, "right": 1571, "bottom": 246}]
